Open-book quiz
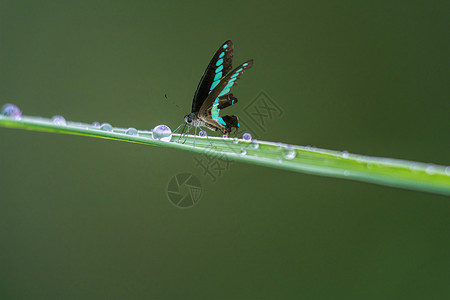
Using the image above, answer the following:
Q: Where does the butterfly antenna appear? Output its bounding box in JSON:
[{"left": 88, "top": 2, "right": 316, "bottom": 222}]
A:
[{"left": 164, "top": 94, "right": 185, "bottom": 112}]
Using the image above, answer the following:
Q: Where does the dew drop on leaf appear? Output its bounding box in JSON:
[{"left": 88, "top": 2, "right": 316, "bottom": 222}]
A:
[
  {"left": 126, "top": 128, "right": 138, "bottom": 136},
  {"left": 250, "top": 141, "right": 259, "bottom": 149},
  {"left": 242, "top": 133, "right": 252, "bottom": 141},
  {"left": 152, "top": 125, "right": 172, "bottom": 142},
  {"left": 1, "top": 104, "right": 22, "bottom": 119},
  {"left": 282, "top": 145, "right": 296, "bottom": 160},
  {"left": 445, "top": 166, "right": 450, "bottom": 176},
  {"left": 52, "top": 115, "right": 66, "bottom": 126},
  {"left": 100, "top": 123, "right": 113, "bottom": 131},
  {"left": 425, "top": 164, "right": 438, "bottom": 175}
]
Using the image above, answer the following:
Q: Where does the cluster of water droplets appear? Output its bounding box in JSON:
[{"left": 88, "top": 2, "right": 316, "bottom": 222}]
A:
[
  {"left": 6, "top": 104, "right": 450, "bottom": 177},
  {"left": 0, "top": 107, "right": 285, "bottom": 161},
  {"left": 1, "top": 104, "right": 175, "bottom": 143},
  {"left": 233, "top": 133, "right": 261, "bottom": 157}
]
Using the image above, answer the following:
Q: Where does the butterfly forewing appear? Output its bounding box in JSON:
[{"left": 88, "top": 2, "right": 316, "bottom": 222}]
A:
[
  {"left": 197, "top": 59, "right": 253, "bottom": 133},
  {"left": 191, "top": 40, "right": 234, "bottom": 113}
]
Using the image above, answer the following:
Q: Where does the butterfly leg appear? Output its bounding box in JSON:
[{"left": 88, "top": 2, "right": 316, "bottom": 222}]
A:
[
  {"left": 204, "top": 132, "right": 214, "bottom": 148},
  {"left": 182, "top": 126, "right": 191, "bottom": 144},
  {"left": 177, "top": 124, "right": 187, "bottom": 143},
  {"left": 173, "top": 123, "right": 184, "bottom": 134},
  {"left": 194, "top": 127, "right": 198, "bottom": 148}
]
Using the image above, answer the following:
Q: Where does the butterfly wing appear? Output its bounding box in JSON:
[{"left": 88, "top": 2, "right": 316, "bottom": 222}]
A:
[
  {"left": 191, "top": 40, "right": 234, "bottom": 113},
  {"left": 217, "top": 93, "right": 238, "bottom": 110},
  {"left": 199, "top": 59, "right": 254, "bottom": 133}
]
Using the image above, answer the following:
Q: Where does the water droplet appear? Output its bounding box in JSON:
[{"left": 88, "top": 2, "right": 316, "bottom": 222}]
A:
[
  {"left": 152, "top": 124, "right": 172, "bottom": 142},
  {"left": 240, "top": 149, "right": 247, "bottom": 155},
  {"left": 242, "top": 133, "right": 252, "bottom": 141},
  {"left": 282, "top": 145, "right": 296, "bottom": 160},
  {"left": 342, "top": 151, "right": 349, "bottom": 158},
  {"left": 344, "top": 170, "right": 350, "bottom": 176},
  {"left": 249, "top": 141, "right": 259, "bottom": 149},
  {"left": 233, "top": 138, "right": 239, "bottom": 144},
  {"left": 222, "top": 134, "right": 228, "bottom": 139},
  {"left": 425, "top": 164, "right": 437, "bottom": 175},
  {"left": 445, "top": 166, "right": 450, "bottom": 176},
  {"left": 92, "top": 122, "right": 100, "bottom": 127},
  {"left": 126, "top": 127, "right": 138, "bottom": 136},
  {"left": 52, "top": 115, "right": 66, "bottom": 125},
  {"left": 276, "top": 158, "right": 283, "bottom": 163},
  {"left": 199, "top": 130, "right": 207, "bottom": 137},
  {"left": 100, "top": 123, "right": 113, "bottom": 131},
  {"left": 409, "top": 165, "right": 421, "bottom": 173},
  {"left": 1, "top": 104, "right": 22, "bottom": 119}
]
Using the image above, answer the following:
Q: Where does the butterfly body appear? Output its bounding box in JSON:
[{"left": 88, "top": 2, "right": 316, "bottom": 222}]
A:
[{"left": 183, "top": 40, "right": 253, "bottom": 135}]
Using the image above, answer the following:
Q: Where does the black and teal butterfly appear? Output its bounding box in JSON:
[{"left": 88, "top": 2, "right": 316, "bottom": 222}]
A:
[{"left": 183, "top": 40, "right": 253, "bottom": 135}]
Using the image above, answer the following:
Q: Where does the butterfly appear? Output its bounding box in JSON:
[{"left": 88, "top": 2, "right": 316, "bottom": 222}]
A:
[{"left": 183, "top": 40, "right": 253, "bottom": 135}]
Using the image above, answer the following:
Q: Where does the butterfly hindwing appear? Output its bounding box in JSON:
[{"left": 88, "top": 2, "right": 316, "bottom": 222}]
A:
[
  {"left": 220, "top": 115, "right": 239, "bottom": 132},
  {"left": 191, "top": 40, "right": 234, "bottom": 113},
  {"left": 198, "top": 60, "right": 253, "bottom": 132},
  {"left": 197, "top": 114, "right": 239, "bottom": 134}
]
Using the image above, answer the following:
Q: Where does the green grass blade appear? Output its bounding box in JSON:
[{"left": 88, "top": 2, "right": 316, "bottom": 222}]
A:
[{"left": 1, "top": 115, "right": 449, "bottom": 196}]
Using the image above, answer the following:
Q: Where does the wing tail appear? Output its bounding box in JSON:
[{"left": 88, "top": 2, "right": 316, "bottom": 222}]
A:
[{"left": 220, "top": 115, "right": 239, "bottom": 134}]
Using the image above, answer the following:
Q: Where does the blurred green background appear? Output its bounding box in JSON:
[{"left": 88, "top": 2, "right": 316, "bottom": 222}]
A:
[{"left": 1, "top": 0, "right": 449, "bottom": 299}]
